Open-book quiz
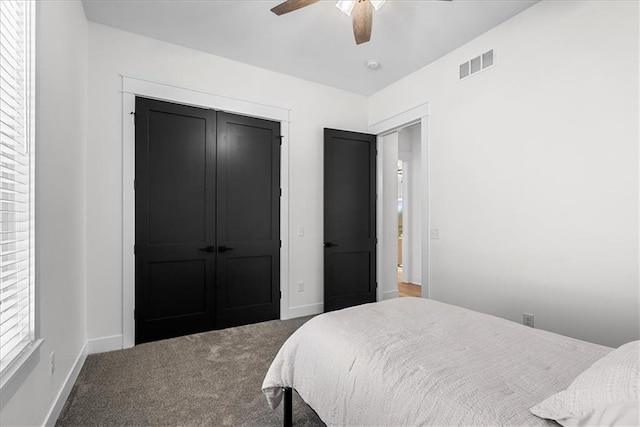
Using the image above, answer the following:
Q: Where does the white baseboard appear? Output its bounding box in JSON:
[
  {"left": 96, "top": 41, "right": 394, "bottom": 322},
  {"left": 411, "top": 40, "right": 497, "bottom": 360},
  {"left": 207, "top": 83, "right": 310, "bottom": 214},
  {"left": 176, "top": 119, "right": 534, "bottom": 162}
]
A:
[
  {"left": 43, "top": 341, "right": 87, "bottom": 427},
  {"left": 383, "top": 290, "right": 399, "bottom": 300},
  {"left": 88, "top": 335, "right": 123, "bottom": 355},
  {"left": 287, "top": 303, "right": 323, "bottom": 318}
]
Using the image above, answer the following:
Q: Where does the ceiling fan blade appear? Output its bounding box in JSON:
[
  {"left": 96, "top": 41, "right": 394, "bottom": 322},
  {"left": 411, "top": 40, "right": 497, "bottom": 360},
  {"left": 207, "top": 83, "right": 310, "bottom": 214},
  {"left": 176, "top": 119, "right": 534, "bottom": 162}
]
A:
[
  {"left": 352, "top": 0, "right": 373, "bottom": 45},
  {"left": 271, "top": 0, "right": 320, "bottom": 16}
]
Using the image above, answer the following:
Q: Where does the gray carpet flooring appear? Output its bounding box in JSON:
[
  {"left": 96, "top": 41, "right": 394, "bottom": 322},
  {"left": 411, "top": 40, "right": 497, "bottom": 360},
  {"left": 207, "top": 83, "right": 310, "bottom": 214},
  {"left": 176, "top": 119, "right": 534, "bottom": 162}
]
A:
[{"left": 56, "top": 317, "right": 325, "bottom": 426}]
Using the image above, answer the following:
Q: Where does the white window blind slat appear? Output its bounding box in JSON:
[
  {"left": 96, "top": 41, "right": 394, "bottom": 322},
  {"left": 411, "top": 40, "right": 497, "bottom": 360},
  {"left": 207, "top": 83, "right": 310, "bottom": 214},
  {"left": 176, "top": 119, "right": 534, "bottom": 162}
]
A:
[
  {"left": 0, "top": 295, "right": 29, "bottom": 329},
  {"left": 0, "top": 0, "right": 34, "bottom": 379},
  {"left": 1, "top": 156, "right": 28, "bottom": 171},
  {"left": 0, "top": 84, "right": 24, "bottom": 108},
  {"left": 1, "top": 291, "right": 28, "bottom": 321},
  {"left": 0, "top": 176, "right": 27, "bottom": 187},
  {"left": 0, "top": 2, "right": 22, "bottom": 27},
  {"left": 0, "top": 61, "right": 24, "bottom": 87},
  {"left": 0, "top": 42, "right": 22, "bottom": 71},
  {"left": 0, "top": 120, "right": 25, "bottom": 144},
  {"left": 0, "top": 93, "right": 26, "bottom": 114},
  {"left": 0, "top": 29, "right": 22, "bottom": 56},
  {"left": 0, "top": 17, "right": 23, "bottom": 43},
  {"left": 0, "top": 322, "right": 30, "bottom": 362},
  {"left": 0, "top": 110, "right": 25, "bottom": 128},
  {"left": 0, "top": 59, "right": 25, "bottom": 85},
  {"left": 0, "top": 118, "right": 26, "bottom": 138},
  {"left": 1, "top": 240, "right": 29, "bottom": 252},
  {"left": 0, "top": 142, "right": 26, "bottom": 159},
  {"left": 0, "top": 285, "right": 27, "bottom": 302},
  {"left": 0, "top": 297, "right": 28, "bottom": 334},
  {"left": 0, "top": 272, "right": 28, "bottom": 286},
  {"left": 1, "top": 5, "right": 24, "bottom": 37},
  {"left": 0, "top": 103, "right": 26, "bottom": 128}
]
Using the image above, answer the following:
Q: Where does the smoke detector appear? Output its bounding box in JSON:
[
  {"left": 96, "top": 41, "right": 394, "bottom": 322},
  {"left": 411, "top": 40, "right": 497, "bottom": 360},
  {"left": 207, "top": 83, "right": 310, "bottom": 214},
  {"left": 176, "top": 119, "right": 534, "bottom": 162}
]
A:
[{"left": 366, "top": 60, "right": 381, "bottom": 70}]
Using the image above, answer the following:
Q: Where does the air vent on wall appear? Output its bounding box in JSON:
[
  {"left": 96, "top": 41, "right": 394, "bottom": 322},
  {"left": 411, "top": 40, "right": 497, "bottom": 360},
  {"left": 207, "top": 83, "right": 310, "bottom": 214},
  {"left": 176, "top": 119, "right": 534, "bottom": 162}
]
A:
[{"left": 459, "top": 49, "right": 495, "bottom": 80}]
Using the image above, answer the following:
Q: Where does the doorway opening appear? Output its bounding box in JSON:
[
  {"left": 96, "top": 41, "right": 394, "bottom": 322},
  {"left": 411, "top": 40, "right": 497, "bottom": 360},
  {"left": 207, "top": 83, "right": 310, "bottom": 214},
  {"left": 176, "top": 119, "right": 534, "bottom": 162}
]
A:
[
  {"left": 397, "top": 125, "right": 422, "bottom": 298},
  {"left": 377, "top": 122, "right": 423, "bottom": 300}
]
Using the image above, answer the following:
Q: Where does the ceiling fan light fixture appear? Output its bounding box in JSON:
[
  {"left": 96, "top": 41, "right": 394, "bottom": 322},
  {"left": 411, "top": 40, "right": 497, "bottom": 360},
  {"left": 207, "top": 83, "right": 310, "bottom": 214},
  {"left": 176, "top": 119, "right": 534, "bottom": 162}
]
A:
[
  {"left": 370, "top": 0, "right": 386, "bottom": 11},
  {"left": 336, "top": 0, "right": 356, "bottom": 16}
]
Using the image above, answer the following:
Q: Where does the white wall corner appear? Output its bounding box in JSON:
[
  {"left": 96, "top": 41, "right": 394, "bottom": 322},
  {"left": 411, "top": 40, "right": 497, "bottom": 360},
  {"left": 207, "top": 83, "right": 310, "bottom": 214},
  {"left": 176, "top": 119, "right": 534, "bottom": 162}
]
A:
[
  {"left": 43, "top": 341, "right": 87, "bottom": 427},
  {"left": 88, "top": 335, "right": 123, "bottom": 355}
]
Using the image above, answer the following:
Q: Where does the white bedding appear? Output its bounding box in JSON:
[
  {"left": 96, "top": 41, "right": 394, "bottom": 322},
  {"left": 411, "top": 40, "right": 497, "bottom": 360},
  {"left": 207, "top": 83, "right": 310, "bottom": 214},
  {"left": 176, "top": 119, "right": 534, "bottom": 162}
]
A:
[{"left": 262, "top": 298, "right": 612, "bottom": 426}]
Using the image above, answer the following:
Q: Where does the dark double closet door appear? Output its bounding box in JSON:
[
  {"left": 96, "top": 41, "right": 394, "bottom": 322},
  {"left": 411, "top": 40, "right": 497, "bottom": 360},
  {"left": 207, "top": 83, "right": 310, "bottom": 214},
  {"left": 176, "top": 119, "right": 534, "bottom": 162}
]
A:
[{"left": 134, "top": 97, "right": 281, "bottom": 344}]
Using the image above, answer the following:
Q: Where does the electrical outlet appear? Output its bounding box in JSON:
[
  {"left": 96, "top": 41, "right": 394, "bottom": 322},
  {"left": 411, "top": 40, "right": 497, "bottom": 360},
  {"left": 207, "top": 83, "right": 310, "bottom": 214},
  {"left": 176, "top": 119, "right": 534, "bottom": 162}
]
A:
[
  {"left": 430, "top": 228, "right": 440, "bottom": 240},
  {"left": 298, "top": 281, "right": 304, "bottom": 292},
  {"left": 297, "top": 226, "right": 304, "bottom": 237},
  {"left": 49, "top": 351, "right": 55, "bottom": 376},
  {"left": 523, "top": 313, "right": 534, "bottom": 328}
]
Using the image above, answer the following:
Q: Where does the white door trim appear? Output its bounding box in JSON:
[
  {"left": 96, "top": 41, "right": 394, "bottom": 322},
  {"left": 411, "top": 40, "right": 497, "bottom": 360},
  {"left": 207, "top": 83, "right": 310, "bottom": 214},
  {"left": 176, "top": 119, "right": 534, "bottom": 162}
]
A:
[
  {"left": 369, "top": 102, "right": 430, "bottom": 298},
  {"left": 121, "top": 75, "right": 291, "bottom": 349}
]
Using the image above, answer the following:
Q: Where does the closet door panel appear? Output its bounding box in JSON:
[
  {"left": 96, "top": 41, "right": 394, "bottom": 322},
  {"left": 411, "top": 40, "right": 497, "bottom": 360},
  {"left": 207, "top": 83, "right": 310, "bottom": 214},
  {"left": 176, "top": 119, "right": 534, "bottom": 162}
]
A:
[
  {"left": 216, "top": 112, "right": 281, "bottom": 328},
  {"left": 135, "top": 97, "right": 216, "bottom": 344}
]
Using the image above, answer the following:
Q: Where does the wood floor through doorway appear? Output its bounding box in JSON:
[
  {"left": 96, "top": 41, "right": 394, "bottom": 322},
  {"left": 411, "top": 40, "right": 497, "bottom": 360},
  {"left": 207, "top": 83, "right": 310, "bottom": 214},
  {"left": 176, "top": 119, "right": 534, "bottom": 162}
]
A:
[
  {"left": 397, "top": 267, "right": 421, "bottom": 297},
  {"left": 398, "top": 281, "right": 421, "bottom": 298}
]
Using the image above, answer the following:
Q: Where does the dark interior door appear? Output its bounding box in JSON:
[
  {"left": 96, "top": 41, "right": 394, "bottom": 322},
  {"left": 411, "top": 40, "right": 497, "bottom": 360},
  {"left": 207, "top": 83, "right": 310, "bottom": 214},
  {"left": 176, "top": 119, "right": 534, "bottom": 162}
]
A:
[
  {"left": 215, "top": 112, "right": 281, "bottom": 328},
  {"left": 135, "top": 97, "right": 216, "bottom": 344},
  {"left": 324, "top": 128, "right": 377, "bottom": 312}
]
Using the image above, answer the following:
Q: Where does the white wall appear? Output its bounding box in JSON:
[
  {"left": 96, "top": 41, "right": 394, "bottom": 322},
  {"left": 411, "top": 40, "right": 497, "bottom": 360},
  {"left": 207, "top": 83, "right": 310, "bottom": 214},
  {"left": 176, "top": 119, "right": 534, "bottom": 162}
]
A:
[
  {"left": 86, "top": 23, "right": 369, "bottom": 343},
  {"left": 369, "top": 0, "right": 639, "bottom": 347},
  {"left": 0, "top": 1, "right": 88, "bottom": 425}
]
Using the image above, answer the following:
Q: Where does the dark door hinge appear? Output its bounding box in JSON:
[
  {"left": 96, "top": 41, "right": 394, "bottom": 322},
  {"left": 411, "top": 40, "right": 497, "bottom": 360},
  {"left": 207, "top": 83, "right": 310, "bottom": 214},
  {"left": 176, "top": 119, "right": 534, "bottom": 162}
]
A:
[
  {"left": 133, "top": 245, "right": 136, "bottom": 254},
  {"left": 279, "top": 240, "right": 282, "bottom": 248},
  {"left": 134, "top": 309, "right": 136, "bottom": 319}
]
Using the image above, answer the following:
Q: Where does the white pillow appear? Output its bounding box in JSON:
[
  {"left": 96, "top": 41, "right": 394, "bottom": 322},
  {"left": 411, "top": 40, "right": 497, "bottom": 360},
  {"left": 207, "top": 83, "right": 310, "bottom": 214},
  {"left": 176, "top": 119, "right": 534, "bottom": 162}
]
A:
[
  {"left": 564, "top": 402, "right": 639, "bottom": 427},
  {"left": 530, "top": 340, "right": 640, "bottom": 426}
]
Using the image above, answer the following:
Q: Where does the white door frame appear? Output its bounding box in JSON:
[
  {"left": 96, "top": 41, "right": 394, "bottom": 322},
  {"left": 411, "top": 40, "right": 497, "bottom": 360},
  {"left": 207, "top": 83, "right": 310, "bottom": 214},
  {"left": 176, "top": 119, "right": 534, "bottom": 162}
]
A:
[
  {"left": 121, "top": 76, "right": 291, "bottom": 349},
  {"left": 369, "top": 102, "right": 430, "bottom": 299},
  {"left": 399, "top": 158, "right": 411, "bottom": 284}
]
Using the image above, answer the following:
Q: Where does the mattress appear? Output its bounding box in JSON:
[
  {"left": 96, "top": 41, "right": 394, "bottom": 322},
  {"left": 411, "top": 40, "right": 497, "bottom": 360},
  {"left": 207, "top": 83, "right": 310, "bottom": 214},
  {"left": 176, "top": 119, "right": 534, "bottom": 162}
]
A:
[{"left": 262, "top": 297, "right": 612, "bottom": 426}]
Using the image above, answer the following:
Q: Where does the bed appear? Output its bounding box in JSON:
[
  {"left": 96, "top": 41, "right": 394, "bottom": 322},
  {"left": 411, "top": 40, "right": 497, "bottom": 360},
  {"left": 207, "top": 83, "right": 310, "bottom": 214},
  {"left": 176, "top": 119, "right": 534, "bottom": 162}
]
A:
[{"left": 262, "top": 297, "right": 630, "bottom": 426}]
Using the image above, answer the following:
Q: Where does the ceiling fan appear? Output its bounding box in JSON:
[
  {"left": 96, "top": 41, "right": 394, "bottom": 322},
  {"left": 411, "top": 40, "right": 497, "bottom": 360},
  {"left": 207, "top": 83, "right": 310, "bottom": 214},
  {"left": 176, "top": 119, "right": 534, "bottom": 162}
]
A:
[{"left": 271, "top": 0, "right": 452, "bottom": 45}]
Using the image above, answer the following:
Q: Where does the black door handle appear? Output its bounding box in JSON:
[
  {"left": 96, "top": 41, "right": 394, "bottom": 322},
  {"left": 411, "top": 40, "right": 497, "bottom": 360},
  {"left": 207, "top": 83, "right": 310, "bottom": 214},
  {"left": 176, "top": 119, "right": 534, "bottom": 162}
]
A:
[
  {"left": 323, "top": 242, "right": 338, "bottom": 248},
  {"left": 199, "top": 246, "right": 215, "bottom": 253},
  {"left": 218, "top": 246, "right": 234, "bottom": 253}
]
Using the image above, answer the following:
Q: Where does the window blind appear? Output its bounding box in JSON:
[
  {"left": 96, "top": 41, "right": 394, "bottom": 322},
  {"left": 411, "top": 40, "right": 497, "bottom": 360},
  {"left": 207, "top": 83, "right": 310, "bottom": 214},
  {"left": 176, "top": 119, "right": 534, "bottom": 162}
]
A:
[{"left": 0, "top": 0, "right": 35, "bottom": 374}]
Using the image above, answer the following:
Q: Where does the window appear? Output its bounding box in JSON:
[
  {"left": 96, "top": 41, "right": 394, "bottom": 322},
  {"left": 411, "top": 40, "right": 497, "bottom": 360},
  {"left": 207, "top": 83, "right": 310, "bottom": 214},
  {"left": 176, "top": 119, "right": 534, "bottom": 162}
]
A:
[{"left": 0, "top": 0, "right": 36, "bottom": 381}]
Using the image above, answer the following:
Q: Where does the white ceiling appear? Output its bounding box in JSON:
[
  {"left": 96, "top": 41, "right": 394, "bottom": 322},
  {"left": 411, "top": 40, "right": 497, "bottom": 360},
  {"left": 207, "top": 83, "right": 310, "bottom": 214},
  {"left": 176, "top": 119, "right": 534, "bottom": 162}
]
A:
[{"left": 82, "top": 0, "right": 539, "bottom": 96}]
